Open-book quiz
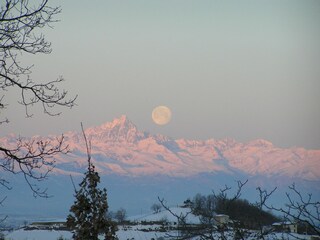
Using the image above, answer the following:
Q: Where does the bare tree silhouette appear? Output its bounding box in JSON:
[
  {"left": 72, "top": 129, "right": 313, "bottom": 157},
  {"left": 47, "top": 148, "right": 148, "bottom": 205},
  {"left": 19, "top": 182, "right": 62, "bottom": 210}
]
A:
[
  {"left": 0, "top": 0, "right": 76, "bottom": 198},
  {"left": 158, "top": 180, "right": 320, "bottom": 239},
  {"left": 258, "top": 183, "right": 320, "bottom": 237}
]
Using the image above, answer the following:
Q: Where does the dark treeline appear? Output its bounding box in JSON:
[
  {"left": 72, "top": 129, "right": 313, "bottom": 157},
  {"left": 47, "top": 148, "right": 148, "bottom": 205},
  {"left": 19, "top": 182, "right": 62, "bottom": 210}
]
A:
[{"left": 189, "top": 193, "right": 280, "bottom": 230}]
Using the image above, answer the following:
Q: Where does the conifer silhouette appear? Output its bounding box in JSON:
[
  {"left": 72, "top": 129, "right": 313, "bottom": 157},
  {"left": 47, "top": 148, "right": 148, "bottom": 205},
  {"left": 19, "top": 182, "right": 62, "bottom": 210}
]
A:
[{"left": 67, "top": 125, "right": 117, "bottom": 240}]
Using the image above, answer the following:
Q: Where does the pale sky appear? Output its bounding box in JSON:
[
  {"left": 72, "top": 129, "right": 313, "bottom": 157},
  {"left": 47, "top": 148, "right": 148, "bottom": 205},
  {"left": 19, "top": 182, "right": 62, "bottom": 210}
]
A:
[{"left": 2, "top": 0, "right": 320, "bottom": 149}]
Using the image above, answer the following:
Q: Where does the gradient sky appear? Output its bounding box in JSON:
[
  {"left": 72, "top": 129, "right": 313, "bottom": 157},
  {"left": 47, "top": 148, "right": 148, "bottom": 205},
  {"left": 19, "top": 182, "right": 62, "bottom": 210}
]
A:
[{"left": 2, "top": 0, "right": 320, "bottom": 149}]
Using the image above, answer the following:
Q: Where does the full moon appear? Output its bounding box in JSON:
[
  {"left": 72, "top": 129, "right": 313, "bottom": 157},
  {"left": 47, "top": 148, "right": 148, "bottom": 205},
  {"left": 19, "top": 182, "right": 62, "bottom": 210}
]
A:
[{"left": 152, "top": 106, "right": 172, "bottom": 125}]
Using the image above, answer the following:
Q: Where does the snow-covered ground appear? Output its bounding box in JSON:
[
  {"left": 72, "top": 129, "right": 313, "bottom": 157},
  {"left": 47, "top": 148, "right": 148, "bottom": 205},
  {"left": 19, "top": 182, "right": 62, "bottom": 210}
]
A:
[
  {"left": 4, "top": 228, "right": 316, "bottom": 240},
  {"left": 4, "top": 227, "right": 169, "bottom": 240},
  {"left": 3, "top": 208, "right": 318, "bottom": 240},
  {"left": 4, "top": 229, "right": 72, "bottom": 240}
]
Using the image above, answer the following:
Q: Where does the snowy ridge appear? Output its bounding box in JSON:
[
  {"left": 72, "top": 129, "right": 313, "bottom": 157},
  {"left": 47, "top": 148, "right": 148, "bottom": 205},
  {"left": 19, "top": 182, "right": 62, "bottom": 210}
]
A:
[
  {"left": 129, "top": 207, "right": 200, "bottom": 224},
  {"left": 1, "top": 115, "right": 320, "bottom": 181}
]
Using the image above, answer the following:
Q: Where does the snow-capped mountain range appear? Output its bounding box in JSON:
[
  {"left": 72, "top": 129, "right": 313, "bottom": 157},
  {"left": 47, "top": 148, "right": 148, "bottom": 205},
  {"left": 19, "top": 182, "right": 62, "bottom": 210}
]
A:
[{"left": 2, "top": 115, "right": 319, "bottom": 181}]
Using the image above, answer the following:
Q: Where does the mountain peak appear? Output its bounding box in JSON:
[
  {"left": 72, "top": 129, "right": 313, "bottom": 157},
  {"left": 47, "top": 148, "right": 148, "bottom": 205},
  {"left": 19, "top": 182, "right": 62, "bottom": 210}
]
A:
[
  {"left": 110, "top": 115, "right": 133, "bottom": 128},
  {"left": 94, "top": 115, "right": 136, "bottom": 131},
  {"left": 86, "top": 115, "right": 146, "bottom": 143},
  {"left": 247, "top": 139, "right": 273, "bottom": 148}
]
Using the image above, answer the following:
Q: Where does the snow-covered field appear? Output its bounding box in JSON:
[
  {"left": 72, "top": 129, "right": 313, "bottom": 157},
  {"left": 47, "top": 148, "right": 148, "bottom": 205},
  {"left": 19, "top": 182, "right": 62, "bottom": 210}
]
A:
[
  {"left": 3, "top": 208, "right": 317, "bottom": 240},
  {"left": 4, "top": 228, "right": 315, "bottom": 240},
  {"left": 5, "top": 229, "right": 72, "bottom": 240},
  {"left": 4, "top": 225, "right": 172, "bottom": 240}
]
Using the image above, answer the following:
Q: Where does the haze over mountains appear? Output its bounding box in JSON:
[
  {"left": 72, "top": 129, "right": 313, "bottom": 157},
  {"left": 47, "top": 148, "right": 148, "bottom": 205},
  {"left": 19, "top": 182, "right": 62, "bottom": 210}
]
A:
[{"left": 1, "top": 115, "right": 320, "bottom": 218}]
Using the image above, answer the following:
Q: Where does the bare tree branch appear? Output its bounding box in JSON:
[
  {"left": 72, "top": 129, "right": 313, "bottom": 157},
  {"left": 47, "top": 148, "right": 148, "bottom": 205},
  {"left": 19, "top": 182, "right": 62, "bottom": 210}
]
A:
[
  {"left": 0, "top": 0, "right": 76, "bottom": 198},
  {"left": 158, "top": 196, "right": 197, "bottom": 240},
  {"left": 262, "top": 184, "right": 320, "bottom": 236},
  {"left": 0, "top": 135, "right": 69, "bottom": 197},
  {"left": 0, "top": 0, "right": 77, "bottom": 119}
]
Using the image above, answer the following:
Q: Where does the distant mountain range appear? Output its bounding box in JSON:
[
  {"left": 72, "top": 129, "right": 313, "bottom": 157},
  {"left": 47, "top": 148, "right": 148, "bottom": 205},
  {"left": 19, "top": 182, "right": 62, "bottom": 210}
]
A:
[
  {"left": 2, "top": 115, "right": 320, "bottom": 180},
  {"left": 1, "top": 115, "right": 320, "bottom": 217}
]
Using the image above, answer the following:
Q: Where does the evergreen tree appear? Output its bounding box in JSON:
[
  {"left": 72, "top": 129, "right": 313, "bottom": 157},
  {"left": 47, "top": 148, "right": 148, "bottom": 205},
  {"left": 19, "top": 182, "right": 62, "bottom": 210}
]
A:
[{"left": 67, "top": 158, "right": 117, "bottom": 240}]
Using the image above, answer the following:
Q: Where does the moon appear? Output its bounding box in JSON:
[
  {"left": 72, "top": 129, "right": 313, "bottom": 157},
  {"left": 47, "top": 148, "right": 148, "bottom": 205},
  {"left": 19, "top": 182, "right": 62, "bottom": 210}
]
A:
[{"left": 152, "top": 106, "right": 172, "bottom": 125}]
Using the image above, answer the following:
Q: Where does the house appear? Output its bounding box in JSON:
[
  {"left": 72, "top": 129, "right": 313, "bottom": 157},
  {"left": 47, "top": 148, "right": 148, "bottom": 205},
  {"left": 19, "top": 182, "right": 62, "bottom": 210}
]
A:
[
  {"left": 214, "top": 214, "right": 229, "bottom": 227},
  {"left": 272, "top": 221, "right": 298, "bottom": 233},
  {"left": 182, "top": 199, "right": 193, "bottom": 208}
]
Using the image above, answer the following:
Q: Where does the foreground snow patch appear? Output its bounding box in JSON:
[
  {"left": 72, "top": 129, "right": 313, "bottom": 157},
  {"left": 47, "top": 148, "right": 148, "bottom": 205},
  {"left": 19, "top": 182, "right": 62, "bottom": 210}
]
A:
[
  {"left": 5, "top": 229, "right": 72, "bottom": 240},
  {"left": 5, "top": 227, "right": 167, "bottom": 240},
  {"left": 4, "top": 228, "right": 316, "bottom": 240}
]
